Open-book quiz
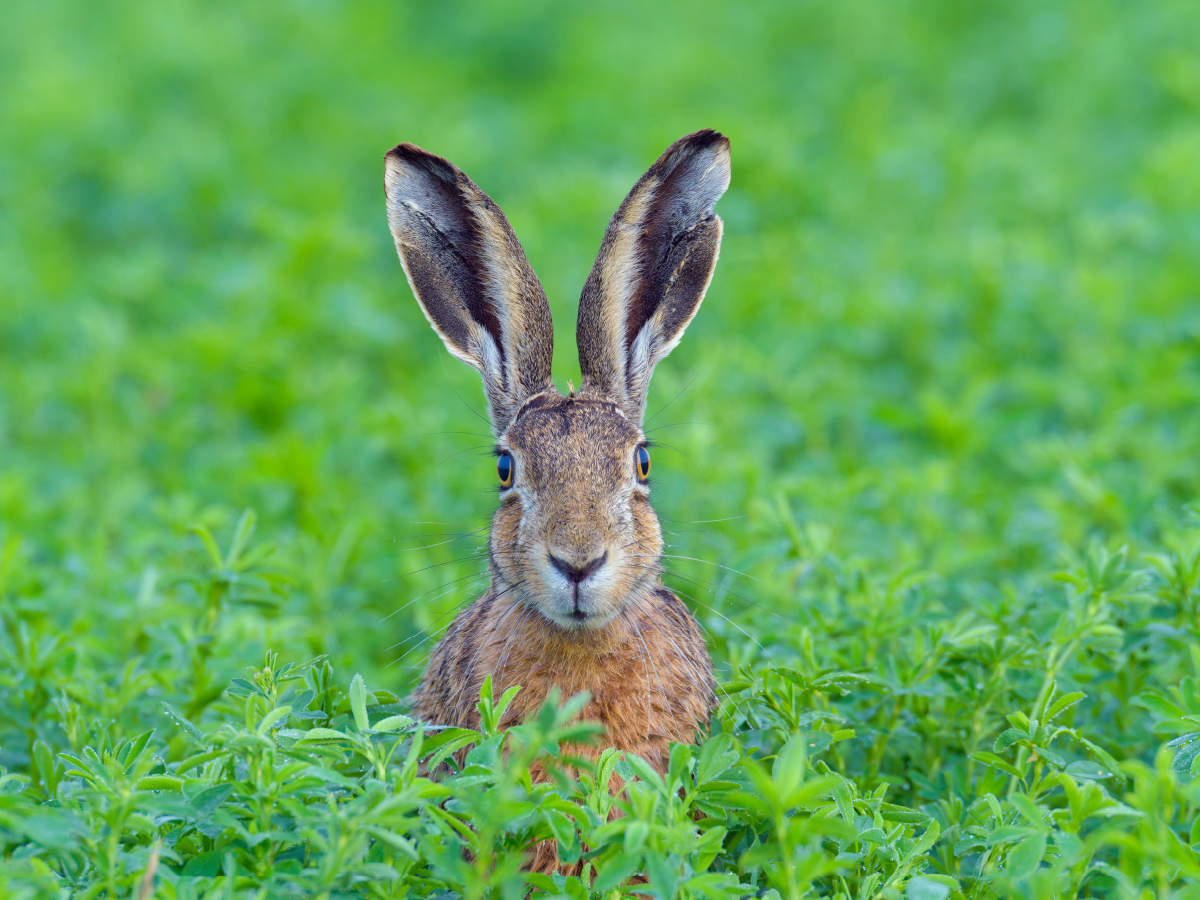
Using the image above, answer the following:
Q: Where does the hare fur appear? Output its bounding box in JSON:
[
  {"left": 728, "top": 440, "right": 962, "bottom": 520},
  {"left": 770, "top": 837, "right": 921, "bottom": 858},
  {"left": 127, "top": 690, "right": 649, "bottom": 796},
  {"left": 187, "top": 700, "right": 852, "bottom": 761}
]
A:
[{"left": 384, "top": 130, "right": 730, "bottom": 775}]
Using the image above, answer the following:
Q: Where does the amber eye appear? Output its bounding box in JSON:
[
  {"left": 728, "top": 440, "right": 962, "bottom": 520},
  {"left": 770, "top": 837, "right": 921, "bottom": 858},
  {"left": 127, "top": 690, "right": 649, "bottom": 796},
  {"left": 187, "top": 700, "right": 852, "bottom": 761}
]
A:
[
  {"left": 497, "top": 453, "right": 514, "bottom": 488},
  {"left": 635, "top": 446, "right": 651, "bottom": 481}
]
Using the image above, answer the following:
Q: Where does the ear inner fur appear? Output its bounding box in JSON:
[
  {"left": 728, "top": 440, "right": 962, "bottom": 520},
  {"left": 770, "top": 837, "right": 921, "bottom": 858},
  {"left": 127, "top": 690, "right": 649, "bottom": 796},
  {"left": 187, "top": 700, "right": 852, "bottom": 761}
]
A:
[
  {"left": 577, "top": 129, "right": 731, "bottom": 422},
  {"left": 384, "top": 143, "right": 554, "bottom": 434}
]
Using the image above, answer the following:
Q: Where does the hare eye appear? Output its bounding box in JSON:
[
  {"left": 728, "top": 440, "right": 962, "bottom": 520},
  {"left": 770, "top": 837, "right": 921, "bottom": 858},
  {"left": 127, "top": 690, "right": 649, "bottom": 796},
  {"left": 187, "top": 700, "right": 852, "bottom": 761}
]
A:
[
  {"left": 497, "top": 453, "right": 514, "bottom": 488},
  {"left": 635, "top": 446, "right": 651, "bottom": 481}
]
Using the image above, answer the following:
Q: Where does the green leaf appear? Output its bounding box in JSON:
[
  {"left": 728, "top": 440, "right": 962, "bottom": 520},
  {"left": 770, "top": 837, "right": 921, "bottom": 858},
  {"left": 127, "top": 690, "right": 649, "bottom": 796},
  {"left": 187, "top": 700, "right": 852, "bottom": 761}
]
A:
[
  {"left": 372, "top": 714, "right": 415, "bottom": 733},
  {"left": 971, "top": 751, "right": 1024, "bottom": 781},
  {"left": 1064, "top": 760, "right": 1112, "bottom": 779},
  {"left": 161, "top": 702, "right": 203, "bottom": 741},
  {"left": 227, "top": 677, "right": 264, "bottom": 698},
  {"left": 1171, "top": 736, "right": 1200, "bottom": 776},
  {"left": 423, "top": 728, "right": 480, "bottom": 772},
  {"left": 1005, "top": 832, "right": 1046, "bottom": 878},
  {"left": 1044, "top": 691, "right": 1085, "bottom": 722},
  {"left": 810, "top": 671, "right": 870, "bottom": 693},
  {"left": 1032, "top": 744, "right": 1065, "bottom": 768},
  {"left": 366, "top": 826, "right": 418, "bottom": 860},
  {"left": 1078, "top": 737, "right": 1123, "bottom": 783},
  {"left": 696, "top": 732, "right": 739, "bottom": 784},
  {"left": 880, "top": 803, "right": 933, "bottom": 824},
  {"left": 1008, "top": 793, "right": 1049, "bottom": 832},
  {"left": 302, "top": 764, "right": 359, "bottom": 788},
  {"left": 181, "top": 850, "right": 223, "bottom": 876},
  {"left": 226, "top": 508, "right": 257, "bottom": 567},
  {"left": 907, "top": 818, "right": 941, "bottom": 859},
  {"left": 800, "top": 730, "right": 832, "bottom": 755},
  {"left": 545, "top": 809, "right": 580, "bottom": 863},
  {"left": 298, "top": 727, "right": 350, "bottom": 741},
  {"left": 189, "top": 785, "right": 234, "bottom": 818},
  {"left": 256, "top": 705, "right": 292, "bottom": 735},
  {"left": 993, "top": 728, "right": 1026, "bottom": 752},
  {"left": 593, "top": 851, "right": 641, "bottom": 892},
  {"left": 773, "top": 732, "right": 810, "bottom": 799},
  {"left": 624, "top": 819, "right": 649, "bottom": 853},
  {"left": 188, "top": 524, "right": 223, "bottom": 569},
  {"left": 626, "top": 753, "right": 667, "bottom": 794},
  {"left": 906, "top": 876, "right": 951, "bottom": 900},
  {"left": 349, "top": 673, "right": 370, "bottom": 732}
]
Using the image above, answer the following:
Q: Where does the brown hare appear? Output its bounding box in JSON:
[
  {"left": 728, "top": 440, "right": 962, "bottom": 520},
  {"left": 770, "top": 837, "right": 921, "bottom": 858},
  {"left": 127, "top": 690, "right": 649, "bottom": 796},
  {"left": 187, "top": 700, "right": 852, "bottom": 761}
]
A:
[{"left": 384, "top": 130, "right": 730, "bottom": 777}]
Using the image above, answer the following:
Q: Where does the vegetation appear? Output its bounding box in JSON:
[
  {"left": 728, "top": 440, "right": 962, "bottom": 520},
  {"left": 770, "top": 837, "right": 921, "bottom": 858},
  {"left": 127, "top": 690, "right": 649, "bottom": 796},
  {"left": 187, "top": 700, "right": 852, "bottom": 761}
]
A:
[{"left": 2, "top": 0, "right": 1199, "bottom": 896}]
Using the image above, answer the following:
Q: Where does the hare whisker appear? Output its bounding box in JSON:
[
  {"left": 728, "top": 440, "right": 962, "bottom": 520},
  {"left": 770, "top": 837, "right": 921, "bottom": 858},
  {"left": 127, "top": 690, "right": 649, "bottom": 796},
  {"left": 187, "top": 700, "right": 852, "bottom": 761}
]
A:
[
  {"left": 660, "top": 554, "right": 756, "bottom": 581},
  {"left": 670, "top": 586, "right": 772, "bottom": 657},
  {"left": 433, "top": 444, "right": 498, "bottom": 473},
  {"left": 658, "top": 567, "right": 783, "bottom": 621},
  {"left": 396, "top": 430, "right": 494, "bottom": 444},
  {"left": 390, "top": 599, "right": 506, "bottom": 676},
  {"left": 658, "top": 515, "right": 745, "bottom": 524},
  {"left": 390, "top": 552, "right": 493, "bottom": 582},
  {"left": 385, "top": 604, "right": 474, "bottom": 669},
  {"left": 384, "top": 599, "right": 476, "bottom": 656},
  {"left": 642, "top": 441, "right": 695, "bottom": 467},
  {"left": 682, "top": 617, "right": 770, "bottom": 729},
  {"left": 492, "top": 602, "right": 539, "bottom": 695},
  {"left": 622, "top": 608, "right": 655, "bottom": 740},
  {"left": 387, "top": 579, "right": 527, "bottom": 675},
  {"left": 393, "top": 528, "right": 490, "bottom": 553},
  {"left": 644, "top": 420, "right": 713, "bottom": 433},
  {"left": 632, "top": 610, "right": 668, "bottom": 713},
  {"left": 655, "top": 622, "right": 753, "bottom": 726},
  {"left": 643, "top": 369, "right": 703, "bottom": 426},
  {"left": 400, "top": 527, "right": 488, "bottom": 538},
  {"left": 379, "top": 570, "right": 489, "bottom": 628},
  {"left": 436, "top": 345, "right": 493, "bottom": 429},
  {"left": 458, "top": 586, "right": 531, "bottom": 711}
]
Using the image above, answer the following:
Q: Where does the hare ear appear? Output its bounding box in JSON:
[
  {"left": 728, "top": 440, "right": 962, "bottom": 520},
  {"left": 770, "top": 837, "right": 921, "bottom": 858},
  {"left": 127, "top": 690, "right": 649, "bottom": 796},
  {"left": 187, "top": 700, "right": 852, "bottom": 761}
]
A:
[
  {"left": 576, "top": 130, "right": 730, "bottom": 423},
  {"left": 385, "top": 143, "right": 555, "bottom": 435}
]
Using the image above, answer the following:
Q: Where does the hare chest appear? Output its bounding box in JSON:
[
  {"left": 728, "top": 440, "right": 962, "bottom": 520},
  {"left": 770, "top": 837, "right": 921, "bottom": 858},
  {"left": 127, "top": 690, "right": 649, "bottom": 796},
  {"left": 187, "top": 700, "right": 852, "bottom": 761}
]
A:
[{"left": 412, "top": 587, "right": 716, "bottom": 772}]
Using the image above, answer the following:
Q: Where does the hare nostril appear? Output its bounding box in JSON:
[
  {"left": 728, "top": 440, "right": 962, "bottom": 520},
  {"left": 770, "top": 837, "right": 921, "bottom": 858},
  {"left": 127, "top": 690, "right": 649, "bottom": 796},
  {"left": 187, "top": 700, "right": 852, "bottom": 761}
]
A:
[{"left": 548, "top": 550, "right": 608, "bottom": 584}]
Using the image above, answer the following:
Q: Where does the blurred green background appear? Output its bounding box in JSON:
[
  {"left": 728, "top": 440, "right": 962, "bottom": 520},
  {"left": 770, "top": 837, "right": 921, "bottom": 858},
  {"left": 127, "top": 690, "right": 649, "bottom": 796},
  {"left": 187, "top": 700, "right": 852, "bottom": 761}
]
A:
[{"left": 1, "top": 0, "right": 1198, "bottom": 692}]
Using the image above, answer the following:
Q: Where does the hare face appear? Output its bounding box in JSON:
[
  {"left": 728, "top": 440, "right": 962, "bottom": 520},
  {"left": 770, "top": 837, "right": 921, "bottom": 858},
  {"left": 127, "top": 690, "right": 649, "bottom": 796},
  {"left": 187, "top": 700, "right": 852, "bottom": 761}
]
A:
[{"left": 491, "top": 395, "right": 662, "bottom": 631}]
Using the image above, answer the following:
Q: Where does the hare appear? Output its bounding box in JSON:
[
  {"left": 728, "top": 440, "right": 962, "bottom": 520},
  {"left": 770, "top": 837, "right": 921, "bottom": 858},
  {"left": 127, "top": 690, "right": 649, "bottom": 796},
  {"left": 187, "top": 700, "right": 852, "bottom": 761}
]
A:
[{"left": 384, "top": 130, "right": 730, "bottom": 777}]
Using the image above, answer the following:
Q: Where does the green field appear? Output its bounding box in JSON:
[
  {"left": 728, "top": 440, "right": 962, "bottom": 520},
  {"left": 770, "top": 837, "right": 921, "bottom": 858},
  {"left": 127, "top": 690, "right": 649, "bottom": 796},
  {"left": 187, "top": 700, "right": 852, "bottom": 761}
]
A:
[{"left": 3, "top": 0, "right": 1200, "bottom": 896}]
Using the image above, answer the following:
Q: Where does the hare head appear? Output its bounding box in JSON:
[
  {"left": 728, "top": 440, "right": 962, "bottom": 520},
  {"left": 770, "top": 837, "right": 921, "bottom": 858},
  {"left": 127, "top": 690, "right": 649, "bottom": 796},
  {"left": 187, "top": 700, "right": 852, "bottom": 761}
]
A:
[{"left": 384, "top": 131, "right": 730, "bottom": 633}]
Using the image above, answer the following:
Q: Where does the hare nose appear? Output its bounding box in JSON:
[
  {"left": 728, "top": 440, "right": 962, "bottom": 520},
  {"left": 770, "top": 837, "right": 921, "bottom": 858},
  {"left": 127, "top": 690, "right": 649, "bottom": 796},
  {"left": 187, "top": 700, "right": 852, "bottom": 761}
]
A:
[{"left": 548, "top": 550, "right": 608, "bottom": 584}]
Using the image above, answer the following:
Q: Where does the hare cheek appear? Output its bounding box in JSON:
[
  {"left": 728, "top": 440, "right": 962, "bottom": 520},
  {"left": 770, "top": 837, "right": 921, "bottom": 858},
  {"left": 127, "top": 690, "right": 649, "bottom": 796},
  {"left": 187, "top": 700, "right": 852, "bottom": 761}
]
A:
[{"left": 490, "top": 498, "right": 530, "bottom": 582}]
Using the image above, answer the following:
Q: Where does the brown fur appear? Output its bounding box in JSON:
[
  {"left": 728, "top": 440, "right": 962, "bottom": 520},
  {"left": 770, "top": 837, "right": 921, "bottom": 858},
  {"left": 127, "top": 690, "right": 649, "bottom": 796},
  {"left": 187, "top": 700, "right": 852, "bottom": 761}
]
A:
[
  {"left": 413, "top": 583, "right": 714, "bottom": 771},
  {"left": 384, "top": 135, "right": 731, "bottom": 873}
]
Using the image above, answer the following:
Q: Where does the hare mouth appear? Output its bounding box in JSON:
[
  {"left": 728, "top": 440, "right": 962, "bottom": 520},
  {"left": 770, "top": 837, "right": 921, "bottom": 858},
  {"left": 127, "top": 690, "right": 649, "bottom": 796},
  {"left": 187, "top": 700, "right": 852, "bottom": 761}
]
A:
[
  {"left": 536, "top": 578, "right": 620, "bottom": 631},
  {"left": 522, "top": 546, "right": 626, "bottom": 630},
  {"left": 543, "top": 584, "right": 609, "bottom": 629}
]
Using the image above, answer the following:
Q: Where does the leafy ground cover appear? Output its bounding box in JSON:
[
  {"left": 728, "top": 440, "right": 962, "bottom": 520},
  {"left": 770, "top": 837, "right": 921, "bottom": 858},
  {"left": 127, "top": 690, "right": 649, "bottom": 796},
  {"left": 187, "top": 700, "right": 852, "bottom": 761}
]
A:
[{"left": 2, "top": 0, "right": 1200, "bottom": 896}]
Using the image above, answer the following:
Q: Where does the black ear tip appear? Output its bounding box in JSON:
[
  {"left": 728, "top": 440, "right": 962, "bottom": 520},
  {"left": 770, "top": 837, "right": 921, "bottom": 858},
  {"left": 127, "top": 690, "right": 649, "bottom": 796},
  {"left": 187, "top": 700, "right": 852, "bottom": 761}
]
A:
[
  {"left": 384, "top": 142, "right": 459, "bottom": 184},
  {"left": 384, "top": 141, "right": 429, "bottom": 161},
  {"left": 677, "top": 129, "right": 729, "bottom": 152},
  {"left": 654, "top": 130, "right": 731, "bottom": 176}
]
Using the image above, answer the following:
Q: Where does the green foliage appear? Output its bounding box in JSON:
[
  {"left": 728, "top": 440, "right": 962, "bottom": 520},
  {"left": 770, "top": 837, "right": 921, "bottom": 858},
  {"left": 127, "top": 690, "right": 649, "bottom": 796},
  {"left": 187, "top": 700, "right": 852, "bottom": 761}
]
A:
[{"left": 2, "top": 0, "right": 1200, "bottom": 895}]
